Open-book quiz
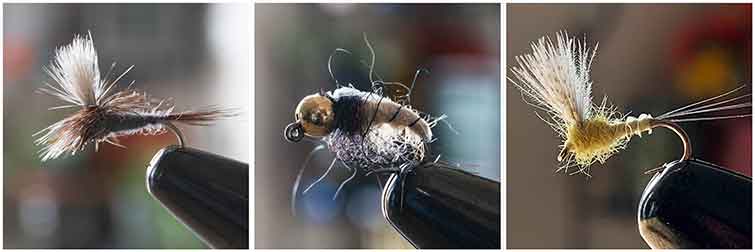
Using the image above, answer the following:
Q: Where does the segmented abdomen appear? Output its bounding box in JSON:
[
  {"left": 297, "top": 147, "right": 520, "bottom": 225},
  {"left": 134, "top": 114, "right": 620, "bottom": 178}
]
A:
[
  {"left": 331, "top": 87, "right": 431, "bottom": 142},
  {"left": 327, "top": 87, "right": 430, "bottom": 170}
]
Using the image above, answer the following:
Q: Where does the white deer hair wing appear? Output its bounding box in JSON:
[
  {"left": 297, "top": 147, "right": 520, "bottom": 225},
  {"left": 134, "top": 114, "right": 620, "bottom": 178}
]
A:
[
  {"left": 509, "top": 31, "right": 598, "bottom": 134},
  {"left": 41, "top": 32, "right": 107, "bottom": 106}
]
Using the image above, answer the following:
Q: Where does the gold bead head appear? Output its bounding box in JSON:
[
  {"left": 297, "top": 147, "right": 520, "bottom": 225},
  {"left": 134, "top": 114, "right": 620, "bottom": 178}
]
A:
[{"left": 294, "top": 93, "right": 335, "bottom": 137}]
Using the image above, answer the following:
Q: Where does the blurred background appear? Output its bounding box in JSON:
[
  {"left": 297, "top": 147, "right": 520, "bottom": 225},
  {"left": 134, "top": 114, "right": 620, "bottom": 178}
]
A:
[
  {"left": 256, "top": 3, "right": 499, "bottom": 249},
  {"left": 507, "top": 3, "right": 751, "bottom": 249},
  {"left": 4, "top": 3, "right": 249, "bottom": 248}
]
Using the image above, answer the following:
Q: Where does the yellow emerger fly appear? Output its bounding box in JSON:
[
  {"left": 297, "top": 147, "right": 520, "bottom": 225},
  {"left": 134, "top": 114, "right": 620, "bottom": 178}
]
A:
[{"left": 509, "top": 31, "right": 751, "bottom": 176}]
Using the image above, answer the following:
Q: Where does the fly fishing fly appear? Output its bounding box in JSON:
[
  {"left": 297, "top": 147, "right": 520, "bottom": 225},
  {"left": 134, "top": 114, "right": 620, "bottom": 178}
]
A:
[
  {"left": 35, "top": 32, "right": 237, "bottom": 161},
  {"left": 509, "top": 31, "right": 751, "bottom": 176},
  {"left": 285, "top": 34, "right": 450, "bottom": 215}
]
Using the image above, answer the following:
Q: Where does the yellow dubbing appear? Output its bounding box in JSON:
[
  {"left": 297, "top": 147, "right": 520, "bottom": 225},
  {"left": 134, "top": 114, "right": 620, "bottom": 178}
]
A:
[{"left": 565, "top": 114, "right": 653, "bottom": 166}]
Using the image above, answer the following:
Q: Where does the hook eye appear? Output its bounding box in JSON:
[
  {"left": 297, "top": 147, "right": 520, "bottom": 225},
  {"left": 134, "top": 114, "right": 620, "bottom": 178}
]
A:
[{"left": 284, "top": 122, "right": 305, "bottom": 142}]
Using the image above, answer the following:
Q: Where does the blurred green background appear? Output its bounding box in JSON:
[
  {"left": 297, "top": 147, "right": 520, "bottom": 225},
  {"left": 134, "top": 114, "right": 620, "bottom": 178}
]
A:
[
  {"left": 507, "top": 3, "right": 751, "bottom": 249},
  {"left": 255, "top": 3, "right": 500, "bottom": 249},
  {"left": 3, "top": 3, "right": 249, "bottom": 248}
]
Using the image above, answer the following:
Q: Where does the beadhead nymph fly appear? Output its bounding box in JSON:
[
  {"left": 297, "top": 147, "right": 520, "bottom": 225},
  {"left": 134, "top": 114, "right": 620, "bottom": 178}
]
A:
[
  {"left": 35, "top": 32, "right": 237, "bottom": 161},
  {"left": 285, "top": 34, "right": 450, "bottom": 215},
  {"left": 509, "top": 31, "right": 751, "bottom": 176}
]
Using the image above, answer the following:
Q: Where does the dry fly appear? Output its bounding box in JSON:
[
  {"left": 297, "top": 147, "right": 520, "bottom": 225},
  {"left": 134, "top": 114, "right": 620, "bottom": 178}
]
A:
[
  {"left": 285, "top": 34, "right": 450, "bottom": 215},
  {"left": 35, "top": 32, "right": 236, "bottom": 161},
  {"left": 509, "top": 31, "right": 751, "bottom": 176}
]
